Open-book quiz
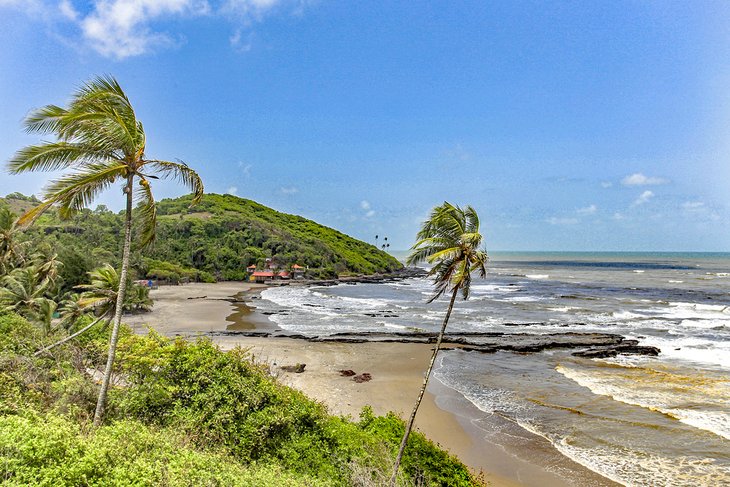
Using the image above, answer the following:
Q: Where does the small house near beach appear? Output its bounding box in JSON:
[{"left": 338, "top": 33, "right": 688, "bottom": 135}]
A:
[
  {"left": 248, "top": 261, "right": 306, "bottom": 282},
  {"left": 251, "top": 271, "right": 275, "bottom": 283}
]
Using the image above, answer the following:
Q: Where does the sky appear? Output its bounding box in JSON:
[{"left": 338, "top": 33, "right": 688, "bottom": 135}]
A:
[{"left": 1, "top": 0, "right": 729, "bottom": 251}]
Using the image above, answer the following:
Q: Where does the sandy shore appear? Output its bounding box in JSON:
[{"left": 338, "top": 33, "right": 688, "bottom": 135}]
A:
[
  {"left": 125, "top": 282, "right": 617, "bottom": 487},
  {"left": 124, "top": 281, "right": 273, "bottom": 334}
]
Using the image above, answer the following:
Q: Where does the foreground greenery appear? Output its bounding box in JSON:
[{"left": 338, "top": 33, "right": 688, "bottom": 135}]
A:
[
  {"left": 0, "top": 311, "right": 479, "bottom": 486},
  {"left": 0, "top": 192, "right": 402, "bottom": 289}
]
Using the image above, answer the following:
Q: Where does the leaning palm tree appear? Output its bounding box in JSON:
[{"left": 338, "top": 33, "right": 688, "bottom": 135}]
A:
[
  {"left": 389, "top": 202, "right": 488, "bottom": 485},
  {"left": 34, "top": 264, "right": 123, "bottom": 357},
  {"left": 7, "top": 75, "right": 203, "bottom": 426}
]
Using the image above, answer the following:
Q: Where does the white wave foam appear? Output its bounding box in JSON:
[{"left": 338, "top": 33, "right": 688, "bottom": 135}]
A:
[
  {"left": 503, "top": 296, "right": 544, "bottom": 303},
  {"left": 554, "top": 438, "right": 727, "bottom": 487},
  {"left": 611, "top": 310, "right": 645, "bottom": 320},
  {"left": 635, "top": 335, "right": 730, "bottom": 369},
  {"left": 526, "top": 274, "right": 549, "bottom": 280},
  {"left": 556, "top": 364, "right": 730, "bottom": 441}
]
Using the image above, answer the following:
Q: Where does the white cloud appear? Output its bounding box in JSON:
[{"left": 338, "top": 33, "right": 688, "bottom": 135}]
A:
[
  {"left": 632, "top": 190, "right": 654, "bottom": 206},
  {"left": 78, "top": 0, "right": 207, "bottom": 59},
  {"left": 59, "top": 0, "right": 78, "bottom": 19},
  {"left": 621, "top": 173, "right": 669, "bottom": 186},
  {"left": 238, "top": 162, "right": 252, "bottom": 177},
  {"left": 279, "top": 186, "right": 298, "bottom": 195},
  {"left": 222, "top": 0, "right": 282, "bottom": 19},
  {"left": 680, "top": 200, "right": 719, "bottom": 220},
  {"left": 229, "top": 28, "right": 253, "bottom": 51},
  {"left": 600, "top": 181, "right": 613, "bottom": 188},
  {"left": 26, "top": 0, "right": 305, "bottom": 59},
  {"left": 360, "top": 200, "right": 375, "bottom": 218},
  {"left": 612, "top": 212, "right": 625, "bottom": 220},
  {"left": 681, "top": 201, "right": 704, "bottom": 210},
  {"left": 546, "top": 217, "right": 579, "bottom": 225},
  {"left": 226, "top": 186, "right": 238, "bottom": 195},
  {"left": 577, "top": 204, "right": 597, "bottom": 215}
]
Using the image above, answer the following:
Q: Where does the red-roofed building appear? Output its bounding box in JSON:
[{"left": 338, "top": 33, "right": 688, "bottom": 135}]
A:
[
  {"left": 278, "top": 271, "right": 291, "bottom": 279},
  {"left": 251, "top": 271, "right": 274, "bottom": 283},
  {"left": 291, "top": 264, "right": 305, "bottom": 279}
]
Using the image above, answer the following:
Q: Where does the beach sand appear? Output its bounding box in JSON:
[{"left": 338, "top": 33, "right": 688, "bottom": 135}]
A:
[{"left": 125, "top": 282, "right": 618, "bottom": 487}]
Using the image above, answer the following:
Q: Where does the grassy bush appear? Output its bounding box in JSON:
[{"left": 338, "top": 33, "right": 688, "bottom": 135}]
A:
[{"left": 0, "top": 413, "right": 328, "bottom": 486}]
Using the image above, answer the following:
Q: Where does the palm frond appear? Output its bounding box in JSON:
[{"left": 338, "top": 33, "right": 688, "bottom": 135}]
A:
[
  {"left": 24, "top": 105, "right": 68, "bottom": 134},
  {"left": 134, "top": 178, "right": 157, "bottom": 248},
  {"left": 17, "top": 162, "right": 127, "bottom": 226},
  {"left": 148, "top": 159, "right": 204, "bottom": 204},
  {"left": 8, "top": 142, "right": 114, "bottom": 174}
]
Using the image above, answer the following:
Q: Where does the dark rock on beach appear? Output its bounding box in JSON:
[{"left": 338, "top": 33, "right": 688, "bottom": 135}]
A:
[
  {"left": 353, "top": 373, "right": 372, "bottom": 383},
  {"left": 280, "top": 363, "right": 306, "bottom": 373}
]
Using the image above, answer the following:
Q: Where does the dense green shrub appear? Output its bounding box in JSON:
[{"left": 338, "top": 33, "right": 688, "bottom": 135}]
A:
[
  {"left": 359, "top": 408, "right": 474, "bottom": 486},
  {"left": 0, "top": 313, "right": 478, "bottom": 486},
  {"left": 0, "top": 413, "right": 328, "bottom": 486}
]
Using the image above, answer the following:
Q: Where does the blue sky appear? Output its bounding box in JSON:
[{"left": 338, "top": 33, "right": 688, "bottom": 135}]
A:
[{"left": 1, "top": 0, "right": 729, "bottom": 251}]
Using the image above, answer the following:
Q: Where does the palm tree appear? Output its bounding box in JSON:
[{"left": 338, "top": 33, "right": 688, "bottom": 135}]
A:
[
  {"left": 76, "top": 263, "right": 123, "bottom": 317},
  {"left": 7, "top": 75, "right": 203, "bottom": 426},
  {"left": 0, "top": 264, "right": 54, "bottom": 327},
  {"left": 34, "top": 264, "right": 123, "bottom": 357},
  {"left": 56, "top": 293, "right": 86, "bottom": 332},
  {"left": 389, "top": 202, "right": 487, "bottom": 485}
]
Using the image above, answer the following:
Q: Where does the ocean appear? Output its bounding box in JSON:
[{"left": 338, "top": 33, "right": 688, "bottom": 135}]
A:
[{"left": 253, "top": 252, "right": 730, "bottom": 486}]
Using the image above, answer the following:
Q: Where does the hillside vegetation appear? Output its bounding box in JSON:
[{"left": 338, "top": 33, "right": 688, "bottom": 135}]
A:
[
  {"left": 0, "top": 193, "right": 401, "bottom": 289},
  {"left": 0, "top": 311, "right": 478, "bottom": 486},
  {"left": 153, "top": 193, "right": 402, "bottom": 279}
]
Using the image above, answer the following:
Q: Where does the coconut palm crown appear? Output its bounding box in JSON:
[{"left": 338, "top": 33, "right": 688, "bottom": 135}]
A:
[
  {"left": 8, "top": 75, "right": 203, "bottom": 245},
  {"left": 406, "top": 201, "right": 488, "bottom": 301},
  {"left": 6, "top": 75, "right": 203, "bottom": 426}
]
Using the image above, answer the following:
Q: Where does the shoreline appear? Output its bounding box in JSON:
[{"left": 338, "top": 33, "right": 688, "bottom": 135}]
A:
[{"left": 124, "top": 281, "right": 620, "bottom": 487}]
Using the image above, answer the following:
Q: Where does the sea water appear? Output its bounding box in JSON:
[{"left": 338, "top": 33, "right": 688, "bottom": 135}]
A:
[{"left": 255, "top": 252, "right": 730, "bottom": 486}]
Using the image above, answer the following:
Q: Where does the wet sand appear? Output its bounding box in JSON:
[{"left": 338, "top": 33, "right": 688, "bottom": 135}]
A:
[
  {"left": 125, "top": 282, "right": 617, "bottom": 487},
  {"left": 124, "top": 281, "right": 272, "bottom": 334}
]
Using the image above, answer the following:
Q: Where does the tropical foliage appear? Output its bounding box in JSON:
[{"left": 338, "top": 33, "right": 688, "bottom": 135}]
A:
[
  {"left": 0, "top": 192, "right": 402, "bottom": 285},
  {"left": 6, "top": 75, "right": 203, "bottom": 426},
  {"left": 0, "top": 312, "right": 478, "bottom": 486}
]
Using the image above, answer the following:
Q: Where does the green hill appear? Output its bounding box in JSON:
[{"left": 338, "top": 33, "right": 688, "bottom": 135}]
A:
[{"left": 0, "top": 193, "right": 401, "bottom": 287}]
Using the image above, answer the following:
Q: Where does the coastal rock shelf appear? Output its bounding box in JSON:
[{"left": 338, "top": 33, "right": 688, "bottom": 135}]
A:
[{"left": 204, "top": 329, "right": 661, "bottom": 357}]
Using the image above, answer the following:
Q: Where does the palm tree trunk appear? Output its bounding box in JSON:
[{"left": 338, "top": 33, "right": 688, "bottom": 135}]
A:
[
  {"left": 389, "top": 286, "right": 460, "bottom": 486},
  {"left": 93, "top": 174, "right": 134, "bottom": 427},
  {"left": 34, "top": 313, "right": 110, "bottom": 357}
]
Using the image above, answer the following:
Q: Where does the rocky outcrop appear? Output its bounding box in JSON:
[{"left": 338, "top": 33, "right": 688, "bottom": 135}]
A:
[
  {"left": 296, "top": 267, "right": 428, "bottom": 287},
  {"left": 572, "top": 340, "right": 660, "bottom": 358},
  {"left": 204, "top": 329, "right": 660, "bottom": 358}
]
